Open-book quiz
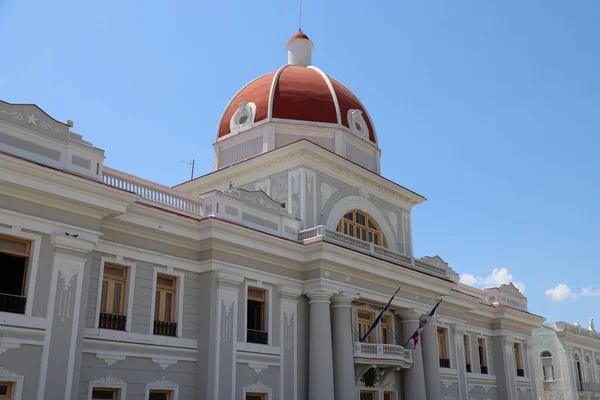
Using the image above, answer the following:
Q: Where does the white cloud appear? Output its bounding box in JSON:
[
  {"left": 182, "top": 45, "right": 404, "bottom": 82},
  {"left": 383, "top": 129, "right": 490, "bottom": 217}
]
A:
[
  {"left": 545, "top": 283, "right": 577, "bottom": 301},
  {"left": 580, "top": 287, "right": 600, "bottom": 297},
  {"left": 459, "top": 267, "right": 525, "bottom": 293}
]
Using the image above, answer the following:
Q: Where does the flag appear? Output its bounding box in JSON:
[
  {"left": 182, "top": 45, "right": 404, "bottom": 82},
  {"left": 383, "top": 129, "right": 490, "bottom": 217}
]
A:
[
  {"left": 360, "top": 286, "right": 401, "bottom": 343},
  {"left": 405, "top": 299, "right": 442, "bottom": 351}
]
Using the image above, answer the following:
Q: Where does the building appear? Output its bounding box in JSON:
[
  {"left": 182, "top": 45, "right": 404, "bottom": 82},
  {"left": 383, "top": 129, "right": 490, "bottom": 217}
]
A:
[
  {"left": 532, "top": 320, "right": 600, "bottom": 400},
  {"left": 0, "top": 31, "right": 545, "bottom": 400}
]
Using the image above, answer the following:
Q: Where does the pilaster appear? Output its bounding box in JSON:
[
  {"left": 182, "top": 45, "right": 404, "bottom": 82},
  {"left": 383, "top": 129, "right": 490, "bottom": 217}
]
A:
[
  {"left": 420, "top": 316, "right": 441, "bottom": 400},
  {"left": 492, "top": 336, "right": 518, "bottom": 400},
  {"left": 451, "top": 324, "right": 469, "bottom": 400},
  {"left": 213, "top": 272, "right": 244, "bottom": 400},
  {"left": 307, "top": 290, "right": 335, "bottom": 400},
  {"left": 38, "top": 234, "right": 94, "bottom": 400},
  {"left": 279, "top": 285, "right": 302, "bottom": 400},
  {"left": 525, "top": 338, "right": 537, "bottom": 399}
]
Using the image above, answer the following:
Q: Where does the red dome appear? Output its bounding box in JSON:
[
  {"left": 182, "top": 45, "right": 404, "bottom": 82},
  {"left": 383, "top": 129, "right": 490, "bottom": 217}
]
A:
[
  {"left": 290, "top": 30, "right": 310, "bottom": 40},
  {"left": 217, "top": 65, "right": 376, "bottom": 143}
]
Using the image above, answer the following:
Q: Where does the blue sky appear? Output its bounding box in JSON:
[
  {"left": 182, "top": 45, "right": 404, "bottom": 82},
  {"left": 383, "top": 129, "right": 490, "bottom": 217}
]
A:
[{"left": 1, "top": 0, "right": 599, "bottom": 325}]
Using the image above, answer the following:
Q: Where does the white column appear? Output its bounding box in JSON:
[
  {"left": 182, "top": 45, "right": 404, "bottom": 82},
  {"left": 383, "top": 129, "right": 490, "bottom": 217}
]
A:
[
  {"left": 307, "top": 290, "right": 336, "bottom": 400},
  {"left": 451, "top": 324, "right": 469, "bottom": 400},
  {"left": 525, "top": 339, "right": 538, "bottom": 399},
  {"left": 401, "top": 311, "right": 427, "bottom": 400},
  {"left": 331, "top": 293, "right": 356, "bottom": 400},
  {"left": 420, "top": 317, "right": 441, "bottom": 400}
]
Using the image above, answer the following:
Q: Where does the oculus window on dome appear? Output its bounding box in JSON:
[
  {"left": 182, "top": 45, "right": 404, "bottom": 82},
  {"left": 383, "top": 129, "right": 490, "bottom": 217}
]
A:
[
  {"left": 348, "top": 109, "right": 370, "bottom": 141},
  {"left": 230, "top": 102, "right": 256, "bottom": 133},
  {"left": 337, "top": 209, "right": 387, "bottom": 248}
]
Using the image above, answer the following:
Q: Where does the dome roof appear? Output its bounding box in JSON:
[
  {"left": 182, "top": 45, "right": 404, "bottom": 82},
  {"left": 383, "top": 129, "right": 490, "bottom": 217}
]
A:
[{"left": 217, "top": 32, "right": 376, "bottom": 143}]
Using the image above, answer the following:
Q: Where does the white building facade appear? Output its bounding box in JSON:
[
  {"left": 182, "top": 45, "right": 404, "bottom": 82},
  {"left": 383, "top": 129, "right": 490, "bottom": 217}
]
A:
[
  {"left": 532, "top": 320, "right": 600, "bottom": 400},
  {"left": 0, "top": 31, "right": 545, "bottom": 400}
]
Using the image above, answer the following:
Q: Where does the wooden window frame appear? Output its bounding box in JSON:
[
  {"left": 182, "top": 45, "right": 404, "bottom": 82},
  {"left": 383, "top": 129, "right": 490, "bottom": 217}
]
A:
[
  {"left": 357, "top": 310, "right": 375, "bottom": 344},
  {"left": 478, "top": 337, "right": 487, "bottom": 367},
  {"left": 155, "top": 274, "right": 177, "bottom": 323},
  {"left": 148, "top": 389, "right": 172, "bottom": 400},
  {"left": 337, "top": 209, "right": 387, "bottom": 248},
  {"left": 514, "top": 342, "right": 523, "bottom": 370},
  {"left": 359, "top": 391, "right": 377, "bottom": 400},
  {"left": 245, "top": 393, "right": 265, "bottom": 400},
  {"left": 0, "top": 234, "right": 31, "bottom": 296},
  {"left": 0, "top": 381, "right": 12, "bottom": 400},
  {"left": 91, "top": 387, "right": 119, "bottom": 400},
  {"left": 100, "top": 264, "right": 127, "bottom": 316},
  {"left": 381, "top": 316, "right": 392, "bottom": 344},
  {"left": 247, "top": 287, "right": 266, "bottom": 330},
  {"left": 384, "top": 392, "right": 396, "bottom": 400},
  {"left": 464, "top": 334, "right": 471, "bottom": 365},
  {"left": 437, "top": 327, "right": 449, "bottom": 360}
]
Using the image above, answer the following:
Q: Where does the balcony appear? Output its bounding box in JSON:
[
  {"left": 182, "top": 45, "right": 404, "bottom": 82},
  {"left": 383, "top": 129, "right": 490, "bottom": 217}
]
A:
[
  {"left": 98, "top": 313, "right": 127, "bottom": 331},
  {"left": 153, "top": 320, "right": 177, "bottom": 337},
  {"left": 353, "top": 342, "right": 412, "bottom": 368},
  {"left": 480, "top": 365, "right": 488, "bottom": 374},
  {"left": 298, "top": 226, "right": 456, "bottom": 281},
  {"left": 439, "top": 358, "right": 451, "bottom": 368},
  {"left": 0, "top": 293, "right": 26, "bottom": 314},
  {"left": 247, "top": 329, "right": 268, "bottom": 345},
  {"left": 516, "top": 368, "right": 524, "bottom": 377},
  {"left": 466, "top": 363, "right": 472, "bottom": 373}
]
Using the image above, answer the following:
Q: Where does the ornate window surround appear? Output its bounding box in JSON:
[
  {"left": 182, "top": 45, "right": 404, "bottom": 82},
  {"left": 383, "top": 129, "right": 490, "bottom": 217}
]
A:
[
  {"left": 0, "top": 367, "right": 23, "bottom": 400},
  {"left": 242, "top": 381, "right": 272, "bottom": 399},
  {"left": 347, "top": 109, "right": 370, "bottom": 141},
  {"left": 95, "top": 256, "right": 136, "bottom": 333},
  {"left": 149, "top": 267, "right": 185, "bottom": 338},
  {"left": 145, "top": 378, "right": 179, "bottom": 400},
  {"left": 230, "top": 102, "right": 257, "bottom": 133},
  {"left": 88, "top": 376, "right": 127, "bottom": 400}
]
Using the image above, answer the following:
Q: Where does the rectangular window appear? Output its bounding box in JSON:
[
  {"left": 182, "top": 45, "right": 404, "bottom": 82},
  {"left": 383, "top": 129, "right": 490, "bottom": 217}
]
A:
[
  {"left": 149, "top": 390, "right": 171, "bottom": 400},
  {"left": 438, "top": 327, "right": 450, "bottom": 368},
  {"left": 478, "top": 338, "right": 488, "bottom": 374},
  {"left": 464, "top": 335, "right": 471, "bottom": 372},
  {"left": 99, "top": 264, "right": 127, "bottom": 331},
  {"left": 92, "top": 388, "right": 119, "bottom": 400},
  {"left": 381, "top": 316, "right": 392, "bottom": 344},
  {"left": 246, "top": 394, "right": 265, "bottom": 400},
  {"left": 0, "top": 382, "right": 12, "bottom": 399},
  {"left": 154, "top": 274, "right": 177, "bottom": 337},
  {"left": 0, "top": 235, "right": 30, "bottom": 314},
  {"left": 514, "top": 342, "right": 524, "bottom": 376},
  {"left": 384, "top": 392, "right": 395, "bottom": 400},
  {"left": 359, "top": 391, "right": 376, "bottom": 400},
  {"left": 358, "top": 311, "right": 374, "bottom": 343},
  {"left": 247, "top": 287, "right": 268, "bottom": 344}
]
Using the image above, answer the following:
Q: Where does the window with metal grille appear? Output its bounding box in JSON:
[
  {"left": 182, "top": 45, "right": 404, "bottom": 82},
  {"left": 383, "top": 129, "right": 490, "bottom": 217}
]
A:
[
  {"left": 247, "top": 287, "right": 267, "bottom": 344},
  {"left": 0, "top": 235, "right": 30, "bottom": 315},
  {"left": 99, "top": 264, "right": 127, "bottom": 331},
  {"left": 154, "top": 274, "right": 177, "bottom": 337},
  {"left": 541, "top": 350, "right": 555, "bottom": 381}
]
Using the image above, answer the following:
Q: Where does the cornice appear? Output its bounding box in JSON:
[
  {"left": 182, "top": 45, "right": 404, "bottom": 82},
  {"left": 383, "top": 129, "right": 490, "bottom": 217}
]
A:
[{"left": 176, "top": 140, "right": 425, "bottom": 208}]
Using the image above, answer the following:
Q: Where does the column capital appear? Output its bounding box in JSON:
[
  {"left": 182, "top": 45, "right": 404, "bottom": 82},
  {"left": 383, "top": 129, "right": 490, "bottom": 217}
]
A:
[
  {"left": 305, "top": 290, "right": 334, "bottom": 304},
  {"left": 278, "top": 285, "right": 302, "bottom": 300},
  {"left": 331, "top": 292, "right": 356, "bottom": 308},
  {"left": 398, "top": 309, "right": 424, "bottom": 322},
  {"left": 215, "top": 271, "right": 244, "bottom": 287},
  {"left": 51, "top": 233, "right": 95, "bottom": 254},
  {"left": 451, "top": 323, "right": 466, "bottom": 335}
]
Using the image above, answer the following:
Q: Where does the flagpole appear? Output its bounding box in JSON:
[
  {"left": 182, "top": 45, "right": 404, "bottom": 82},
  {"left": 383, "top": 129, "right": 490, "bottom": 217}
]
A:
[{"left": 359, "top": 286, "right": 401, "bottom": 343}]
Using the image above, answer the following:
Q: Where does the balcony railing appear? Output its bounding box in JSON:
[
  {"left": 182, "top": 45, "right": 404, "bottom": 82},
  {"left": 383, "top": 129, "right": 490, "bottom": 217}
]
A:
[
  {"left": 102, "top": 167, "right": 203, "bottom": 217},
  {"left": 466, "top": 363, "right": 472, "bottom": 373},
  {"left": 353, "top": 342, "right": 412, "bottom": 367},
  {"left": 0, "top": 293, "right": 26, "bottom": 314},
  {"left": 98, "top": 313, "right": 127, "bottom": 331},
  {"left": 480, "top": 365, "right": 488, "bottom": 374},
  {"left": 516, "top": 368, "right": 525, "bottom": 377},
  {"left": 579, "top": 382, "right": 600, "bottom": 393},
  {"left": 439, "top": 358, "right": 451, "bottom": 368},
  {"left": 298, "top": 226, "right": 451, "bottom": 280},
  {"left": 153, "top": 320, "right": 177, "bottom": 337},
  {"left": 247, "top": 329, "right": 268, "bottom": 345}
]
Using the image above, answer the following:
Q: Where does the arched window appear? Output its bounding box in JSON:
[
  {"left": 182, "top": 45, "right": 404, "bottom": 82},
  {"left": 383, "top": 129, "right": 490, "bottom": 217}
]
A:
[
  {"left": 575, "top": 353, "right": 584, "bottom": 391},
  {"left": 337, "top": 210, "right": 387, "bottom": 247},
  {"left": 541, "top": 351, "right": 555, "bottom": 381},
  {"left": 585, "top": 355, "right": 593, "bottom": 382}
]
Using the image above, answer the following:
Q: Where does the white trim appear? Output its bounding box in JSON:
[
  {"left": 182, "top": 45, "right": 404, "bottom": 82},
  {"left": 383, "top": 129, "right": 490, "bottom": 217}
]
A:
[
  {"left": 88, "top": 376, "right": 127, "bottom": 400},
  {"left": 243, "top": 381, "right": 272, "bottom": 399},
  {"left": 0, "top": 226, "right": 42, "bottom": 316},
  {"left": 0, "top": 367, "right": 24, "bottom": 400},
  {"left": 145, "top": 378, "right": 179, "bottom": 400},
  {"left": 307, "top": 66, "right": 342, "bottom": 125},
  {"left": 326, "top": 195, "right": 398, "bottom": 252},
  {"left": 64, "top": 254, "right": 86, "bottom": 400},
  {"left": 244, "top": 280, "right": 273, "bottom": 346},
  {"left": 149, "top": 267, "right": 184, "bottom": 338},
  {"left": 267, "top": 65, "right": 289, "bottom": 120},
  {"left": 96, "top": 256, "right": 136, "bottom": 332}
]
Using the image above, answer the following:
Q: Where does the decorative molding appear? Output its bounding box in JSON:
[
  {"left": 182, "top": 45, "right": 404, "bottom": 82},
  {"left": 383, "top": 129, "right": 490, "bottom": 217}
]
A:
[
  {"left": 0, "top": 110, "right": 23, "bottom": 121},
  {"left": 0, "top": 367, "right": 18, "bottom": 377},
  {"left": 96, "top": 353, "right": 126, "bottom": 366},
  {"left": 320, "top": 181, "right": 339, "bottom": 210},
  {"left": 90, "top": 375, "right": 126, "bottom": 386},
  {"left": 282, "top": 304, "right": 295, "bottom": 350},
  {"left": 221, "top": 292, "right": 237, "bottom": 341},
  {"left": 152, "top": 358, "right": 178, "bottom": 370},
  {"left": 146, "top": 377, "right": 179, "bottom": 400},
  {"left": 244, "top": 380, "right": 272, "bottom": 394},
  {"left": 0, "top": 342, "right": 21, "bottom": 356},
  {"left": 248, "top": 364, "right": 269, "bottom": 374},
  {"left": 441, "top": 380, "right": 455, "bottom": 388}
]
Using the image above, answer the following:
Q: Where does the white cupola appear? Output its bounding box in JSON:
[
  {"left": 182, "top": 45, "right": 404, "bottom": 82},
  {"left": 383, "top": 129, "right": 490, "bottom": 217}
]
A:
[{"left": 286, "top": 30, "right": 314, "bottom": 66}]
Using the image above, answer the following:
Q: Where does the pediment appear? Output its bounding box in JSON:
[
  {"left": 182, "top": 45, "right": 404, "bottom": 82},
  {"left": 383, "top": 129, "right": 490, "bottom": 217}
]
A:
[
  {"left": 0, "top": 101, "right": 70, "bottom": 141},
  {"left": 226, "top": 188, "right": 285, "bottom": 215}
]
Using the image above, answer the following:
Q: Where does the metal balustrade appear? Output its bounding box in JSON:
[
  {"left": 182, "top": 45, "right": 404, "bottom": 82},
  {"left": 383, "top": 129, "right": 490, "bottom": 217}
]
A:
[
  {"left": 153, "top": 320, "right": 178, "bottom": 337},
  {"left": 0, "top": 293, "right": 26, "bottom": 314},
  {"left": 98, "top": 313, "right": 127, "bottom": 331},
  {"left": 247, "top": 329, "right": 269, "bottom": 345}
]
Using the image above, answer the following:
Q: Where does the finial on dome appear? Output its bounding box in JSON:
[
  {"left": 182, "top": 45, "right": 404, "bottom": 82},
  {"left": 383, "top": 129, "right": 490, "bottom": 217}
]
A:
[{"left": 286, "top": 30, "right": 313, "bottom": 66}]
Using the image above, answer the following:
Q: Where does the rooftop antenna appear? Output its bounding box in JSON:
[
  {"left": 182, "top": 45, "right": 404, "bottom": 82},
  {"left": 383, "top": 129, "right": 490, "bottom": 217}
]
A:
[
  {"left": 179, "top": 159, "right": 195, "bottom": 180},
  {"left": 299, "top": 0, "right": 302, "bottom": 31}
]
